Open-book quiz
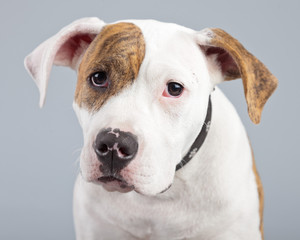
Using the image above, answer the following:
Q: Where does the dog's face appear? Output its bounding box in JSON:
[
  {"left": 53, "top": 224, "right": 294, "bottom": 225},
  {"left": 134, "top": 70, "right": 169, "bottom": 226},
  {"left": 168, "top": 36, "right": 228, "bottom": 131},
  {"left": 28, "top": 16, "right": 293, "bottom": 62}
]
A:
[
  {"left": 74, "top": 21, "right": 213, "bottom": 195},
  {"left": 24, "top": 18, "right": 277, "bottom": 196}
]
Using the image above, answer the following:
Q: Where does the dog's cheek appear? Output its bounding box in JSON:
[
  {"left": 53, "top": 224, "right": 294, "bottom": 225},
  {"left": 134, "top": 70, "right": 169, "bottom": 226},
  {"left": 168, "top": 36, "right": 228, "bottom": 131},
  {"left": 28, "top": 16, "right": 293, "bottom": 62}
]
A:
[
  {"left": 72, "top": 103, "right": 101, "bottom": 181},
  {"left": 79, "top": 145, "right": 101, "bottom": 182},
  {"left": 137, "top": 167, "right": 175, "bottom": 196},
  {"left": 128, "top": 168, "right": 175, "bottom": 196},
  {"left": 159, "top": 95, "right": 188, "bottom": 121},
  {"left": 124, "top": 144, "right": 178, "bottom": 196}
]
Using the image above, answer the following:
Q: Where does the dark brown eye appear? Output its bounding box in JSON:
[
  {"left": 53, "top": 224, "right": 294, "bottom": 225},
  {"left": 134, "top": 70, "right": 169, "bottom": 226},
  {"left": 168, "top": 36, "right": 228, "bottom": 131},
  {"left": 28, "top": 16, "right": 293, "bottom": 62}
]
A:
[
  {"left": 164, "top": 82, "right": 184, "bottom": 97},
  {"left": 89, "top": 71, "right": 109, "bottom": 88}
]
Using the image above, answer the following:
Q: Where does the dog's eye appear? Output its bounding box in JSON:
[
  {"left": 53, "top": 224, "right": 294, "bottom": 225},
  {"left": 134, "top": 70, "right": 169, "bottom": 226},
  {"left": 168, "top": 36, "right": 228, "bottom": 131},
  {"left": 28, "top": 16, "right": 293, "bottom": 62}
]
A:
[
  {"left": 163, "top": 82, "right": 184, "bottom": 97},
  {"left": 89, "top": 71, "right": 109, "bottom": 88}
]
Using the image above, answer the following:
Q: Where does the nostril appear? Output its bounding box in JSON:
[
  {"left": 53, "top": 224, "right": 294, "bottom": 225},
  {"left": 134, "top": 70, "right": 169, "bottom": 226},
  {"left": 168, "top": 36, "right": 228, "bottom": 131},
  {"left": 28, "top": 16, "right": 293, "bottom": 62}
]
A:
[
  {"left": 118, "top": 147, "right": 131, "bottom": 158},
  {"left": 99, "top": 144, "right": 108, "bottom": 153},
  {"left": 96, "top": 144, "right": 109, "bottom": 156}
]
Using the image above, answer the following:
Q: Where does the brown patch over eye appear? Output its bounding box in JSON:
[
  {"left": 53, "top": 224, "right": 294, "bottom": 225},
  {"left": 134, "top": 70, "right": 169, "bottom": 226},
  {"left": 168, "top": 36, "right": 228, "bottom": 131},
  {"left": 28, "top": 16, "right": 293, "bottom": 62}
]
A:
[{"left": 75, "top": 22, "right": 146, "bottom": 112}]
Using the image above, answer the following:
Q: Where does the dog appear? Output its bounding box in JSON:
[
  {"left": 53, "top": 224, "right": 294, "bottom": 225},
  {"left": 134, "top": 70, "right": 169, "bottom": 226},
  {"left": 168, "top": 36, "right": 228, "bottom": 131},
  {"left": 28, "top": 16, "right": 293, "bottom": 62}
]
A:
[{"left": 24, "top": 17, "right": 277, "bottom": 240}]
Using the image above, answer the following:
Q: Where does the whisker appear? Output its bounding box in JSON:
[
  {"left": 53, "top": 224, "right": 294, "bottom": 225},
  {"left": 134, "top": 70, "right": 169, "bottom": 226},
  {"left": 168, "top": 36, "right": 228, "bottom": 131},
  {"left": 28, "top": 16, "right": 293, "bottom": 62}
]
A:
[{"left": 72, "top": 147, "right": 82, "bottom": 156}]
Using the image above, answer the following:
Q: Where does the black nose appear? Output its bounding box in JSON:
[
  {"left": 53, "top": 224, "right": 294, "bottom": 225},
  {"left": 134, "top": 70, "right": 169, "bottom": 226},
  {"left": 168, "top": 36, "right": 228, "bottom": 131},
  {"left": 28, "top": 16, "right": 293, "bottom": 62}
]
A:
[{"left": 94, "top": 128, "right": 138, "bottom": 174}]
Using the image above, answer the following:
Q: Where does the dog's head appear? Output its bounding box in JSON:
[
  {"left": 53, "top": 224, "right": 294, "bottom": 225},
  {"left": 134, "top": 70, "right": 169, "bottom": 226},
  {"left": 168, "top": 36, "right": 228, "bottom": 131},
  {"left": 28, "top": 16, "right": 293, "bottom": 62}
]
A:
[{"left": 25, "top": 18, "right": 277, "bottom": 195}]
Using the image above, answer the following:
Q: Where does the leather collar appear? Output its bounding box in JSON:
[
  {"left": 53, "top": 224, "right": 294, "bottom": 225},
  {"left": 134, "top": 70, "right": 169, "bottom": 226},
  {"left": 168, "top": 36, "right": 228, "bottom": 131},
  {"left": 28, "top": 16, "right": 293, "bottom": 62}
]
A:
[{"left": 176, "top": 96, "right": 212, "bottom": 171}]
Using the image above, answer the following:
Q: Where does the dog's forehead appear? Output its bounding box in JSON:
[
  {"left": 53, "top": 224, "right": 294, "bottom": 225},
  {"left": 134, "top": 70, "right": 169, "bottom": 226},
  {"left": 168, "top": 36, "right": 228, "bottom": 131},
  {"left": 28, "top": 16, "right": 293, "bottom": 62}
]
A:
[
  {"left": 130, "top": 20, "right": 196, "bottom": 61},
  {"left": 75, "top": 20, "right": 194, "bottom": 112}
]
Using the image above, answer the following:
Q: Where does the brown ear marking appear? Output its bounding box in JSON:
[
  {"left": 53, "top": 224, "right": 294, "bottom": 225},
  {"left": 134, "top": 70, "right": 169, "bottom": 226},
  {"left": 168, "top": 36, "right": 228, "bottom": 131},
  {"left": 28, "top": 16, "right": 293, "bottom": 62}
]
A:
[
  {"left": 205, "top": 28, "right": 278, "bottom": 124},
  {"left": 75, "top": 22, "right": 146, "bottom": 112},
  {"left": 251, "top": 146, "right": 264, "bottom": 239}
]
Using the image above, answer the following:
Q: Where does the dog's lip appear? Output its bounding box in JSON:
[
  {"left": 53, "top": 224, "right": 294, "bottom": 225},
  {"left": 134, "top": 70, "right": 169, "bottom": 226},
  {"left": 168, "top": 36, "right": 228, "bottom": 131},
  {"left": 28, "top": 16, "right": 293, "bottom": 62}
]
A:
[
  {"left": 159, "top": 184, "right": 172, "bottom": 194},
  {"left": 98, "top": 176, "right": 123, "bottom": 183},
  {"left": 95, "top": 176, "right": 134, "bottom": 192}
]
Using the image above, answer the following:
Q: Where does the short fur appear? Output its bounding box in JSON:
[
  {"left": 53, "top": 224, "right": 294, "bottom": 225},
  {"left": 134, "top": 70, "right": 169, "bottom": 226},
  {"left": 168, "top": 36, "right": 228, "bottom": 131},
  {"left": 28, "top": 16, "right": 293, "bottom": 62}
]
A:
[{"left": 24, "top": 18, "right": 277, "bottom": 240}]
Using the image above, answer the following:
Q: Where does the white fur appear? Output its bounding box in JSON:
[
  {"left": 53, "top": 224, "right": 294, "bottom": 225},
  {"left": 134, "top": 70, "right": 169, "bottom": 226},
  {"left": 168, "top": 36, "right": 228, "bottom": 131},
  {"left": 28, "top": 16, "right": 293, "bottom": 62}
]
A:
[
  {"left": 25, "top": 18, "right": 262, "bottom": 239},
  {"left": 73, "top": 89, "right": 260, "bottom": 240}
]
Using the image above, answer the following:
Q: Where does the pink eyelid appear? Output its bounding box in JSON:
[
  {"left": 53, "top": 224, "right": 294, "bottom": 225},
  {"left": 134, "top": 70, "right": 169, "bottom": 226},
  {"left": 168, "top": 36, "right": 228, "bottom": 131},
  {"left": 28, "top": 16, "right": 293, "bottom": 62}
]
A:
[{"left": 162, "top": 85, "right": 184, "bottom": 98}]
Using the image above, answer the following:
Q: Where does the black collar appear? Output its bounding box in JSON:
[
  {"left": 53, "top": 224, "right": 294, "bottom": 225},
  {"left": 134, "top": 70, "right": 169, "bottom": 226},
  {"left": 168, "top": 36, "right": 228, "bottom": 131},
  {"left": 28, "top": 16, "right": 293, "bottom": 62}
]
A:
[{"left": 176, "top": 96, "right": 212, "bottom": 171}]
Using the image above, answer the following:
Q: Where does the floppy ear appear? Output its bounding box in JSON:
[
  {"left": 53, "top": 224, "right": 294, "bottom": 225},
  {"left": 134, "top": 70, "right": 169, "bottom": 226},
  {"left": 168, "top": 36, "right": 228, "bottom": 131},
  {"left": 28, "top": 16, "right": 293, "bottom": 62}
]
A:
[
  {"left": 196, "top": 28, "right": 278, "bottom": 124},
  {"left": 24, "top": 17, "right": 106, "bottom": 107}
]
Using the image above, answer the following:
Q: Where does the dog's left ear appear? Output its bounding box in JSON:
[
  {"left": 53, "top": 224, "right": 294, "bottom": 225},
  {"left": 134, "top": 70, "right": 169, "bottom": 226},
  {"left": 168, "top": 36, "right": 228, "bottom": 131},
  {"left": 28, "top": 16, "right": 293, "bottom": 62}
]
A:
[{"left": 196, "top": 28, "right": 278, "bottom": 124}]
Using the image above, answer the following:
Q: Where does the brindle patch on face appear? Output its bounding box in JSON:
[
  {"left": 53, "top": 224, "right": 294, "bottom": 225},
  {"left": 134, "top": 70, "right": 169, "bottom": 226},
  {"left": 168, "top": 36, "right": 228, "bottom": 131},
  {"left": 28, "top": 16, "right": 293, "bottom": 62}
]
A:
[
  {"left": 208, "top": 28, "right": 278, "bottom": 124},
  {"left": 75, "top": 22, "right": 146, "bottom": 112}
]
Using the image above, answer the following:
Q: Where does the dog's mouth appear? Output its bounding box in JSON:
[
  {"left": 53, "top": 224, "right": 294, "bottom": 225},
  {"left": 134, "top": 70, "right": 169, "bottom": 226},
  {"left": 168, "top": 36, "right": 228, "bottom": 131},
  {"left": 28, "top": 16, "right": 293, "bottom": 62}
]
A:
[
  {"left": 98, "top": 176, "right": 122, "bottom": 183},
  {"left": 95, "top": 176, "right": 134, "bottom": 193}
]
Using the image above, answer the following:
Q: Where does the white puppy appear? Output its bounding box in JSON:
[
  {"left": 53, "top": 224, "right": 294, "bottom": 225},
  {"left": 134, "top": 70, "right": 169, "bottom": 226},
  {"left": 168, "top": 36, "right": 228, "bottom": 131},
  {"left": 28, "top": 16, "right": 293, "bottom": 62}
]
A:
[{"left": 25, "top": 18, "right": 277, "bottom": 240}]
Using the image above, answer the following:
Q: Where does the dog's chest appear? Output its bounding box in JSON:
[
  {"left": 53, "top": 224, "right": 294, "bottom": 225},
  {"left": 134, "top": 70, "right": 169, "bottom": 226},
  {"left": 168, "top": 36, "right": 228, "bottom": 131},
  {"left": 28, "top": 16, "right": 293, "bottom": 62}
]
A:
[
  {"left": 86, "top": 179, "right": 235, "bottom": 240},
  {"left": 100, "top": 192, "right": 202, "bottom": 239}
]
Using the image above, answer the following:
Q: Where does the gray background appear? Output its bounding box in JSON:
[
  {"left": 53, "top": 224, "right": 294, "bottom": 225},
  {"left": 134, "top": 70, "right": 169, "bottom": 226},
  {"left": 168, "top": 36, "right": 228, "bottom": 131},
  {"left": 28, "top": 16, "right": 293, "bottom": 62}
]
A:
[{"left": 1, "top": 0, "right": 299, "bottom": 239}]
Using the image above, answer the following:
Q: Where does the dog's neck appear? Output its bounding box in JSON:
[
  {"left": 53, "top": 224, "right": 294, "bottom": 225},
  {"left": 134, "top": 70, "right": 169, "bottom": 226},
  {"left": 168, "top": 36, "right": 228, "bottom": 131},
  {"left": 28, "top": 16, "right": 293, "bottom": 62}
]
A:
[
  {"left": 176, "top": 96, "right": 212, "bottom": 171},
  {"left": 170, "top": 89, "right": 251, "bottom": 197}
]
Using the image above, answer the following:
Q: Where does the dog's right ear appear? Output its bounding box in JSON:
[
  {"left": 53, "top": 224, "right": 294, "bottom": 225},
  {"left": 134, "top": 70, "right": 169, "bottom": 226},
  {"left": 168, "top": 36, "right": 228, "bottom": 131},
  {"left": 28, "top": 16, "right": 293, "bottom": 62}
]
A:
[{"left": 24, "top": 17, "right": 105, "bottom": 107}]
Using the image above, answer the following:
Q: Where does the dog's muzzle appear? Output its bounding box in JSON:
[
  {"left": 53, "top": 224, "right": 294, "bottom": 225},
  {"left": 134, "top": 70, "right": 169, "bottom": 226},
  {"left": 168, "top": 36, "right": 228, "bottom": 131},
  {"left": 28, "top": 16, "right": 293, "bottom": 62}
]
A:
[{"left": 93, "top": 128, "right": 138, "bottom": 175}]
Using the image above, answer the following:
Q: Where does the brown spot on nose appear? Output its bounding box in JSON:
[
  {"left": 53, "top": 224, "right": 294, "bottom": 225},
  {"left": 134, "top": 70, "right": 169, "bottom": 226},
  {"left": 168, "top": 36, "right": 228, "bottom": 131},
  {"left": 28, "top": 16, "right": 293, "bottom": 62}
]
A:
[{"left": 75, "top": 22, "right": 146, "bottom": 111}]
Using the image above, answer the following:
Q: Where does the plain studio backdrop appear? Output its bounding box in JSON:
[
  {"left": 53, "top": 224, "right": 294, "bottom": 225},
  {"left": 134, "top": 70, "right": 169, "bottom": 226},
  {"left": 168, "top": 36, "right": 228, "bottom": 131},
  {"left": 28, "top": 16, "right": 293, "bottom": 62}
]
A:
[{"left": 1, "top": 0, "right": 299, "bottom": 239}]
